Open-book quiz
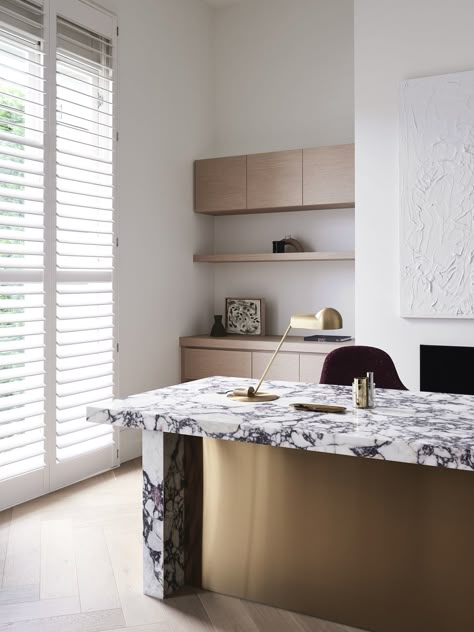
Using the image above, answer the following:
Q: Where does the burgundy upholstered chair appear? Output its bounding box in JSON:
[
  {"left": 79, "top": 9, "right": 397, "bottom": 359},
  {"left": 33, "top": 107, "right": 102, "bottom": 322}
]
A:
[{"left": 320, "top": 345, "right": 407, "bottom": 390}]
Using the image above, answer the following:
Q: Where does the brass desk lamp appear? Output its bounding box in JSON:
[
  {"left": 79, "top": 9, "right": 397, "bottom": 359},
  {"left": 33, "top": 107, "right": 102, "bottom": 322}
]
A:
[{"left": 228, "top": 307, "right": 343, "bottom": 402}]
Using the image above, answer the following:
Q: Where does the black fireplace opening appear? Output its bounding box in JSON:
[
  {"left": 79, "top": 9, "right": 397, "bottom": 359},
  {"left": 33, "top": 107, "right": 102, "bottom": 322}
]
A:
[{"left": 420, "top": 345, "right": 474, "bottom": 396}]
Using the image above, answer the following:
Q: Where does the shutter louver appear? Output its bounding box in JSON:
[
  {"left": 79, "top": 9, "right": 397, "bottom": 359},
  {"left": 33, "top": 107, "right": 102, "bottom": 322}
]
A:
[
  {"left": 0, "top": 0, "right": 45, "bottom": 482},
  {"left": 55, "top": 16, "right": 114, "bottom": 462}
]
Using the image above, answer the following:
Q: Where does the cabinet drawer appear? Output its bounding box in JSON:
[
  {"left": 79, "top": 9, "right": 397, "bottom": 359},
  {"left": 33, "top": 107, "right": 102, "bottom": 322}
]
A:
[
  {"left": 299, "top": 353, "right": 326, "bottom": 384},
  {"left": 194, "top": 156, "right": 246, "bottom": 213},
  {"left": 252, "top": 352, "right": 299, "bottom": 381},
  {"left": 182, "top": 348, "right": 251, "bottom": 381},
  {"left": 247, "top": 150, "right": 302, "bottom": 209}
]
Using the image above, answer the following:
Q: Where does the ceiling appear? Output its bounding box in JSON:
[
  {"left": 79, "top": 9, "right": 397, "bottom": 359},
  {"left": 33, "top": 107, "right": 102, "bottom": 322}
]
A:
[{"left": 204, "top": 0, "right": 247, "bottom": 8}]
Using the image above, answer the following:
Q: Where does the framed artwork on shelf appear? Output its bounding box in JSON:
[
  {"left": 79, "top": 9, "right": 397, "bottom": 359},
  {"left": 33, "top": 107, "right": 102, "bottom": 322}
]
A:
[{"left": 225, "top": 298, "right": 266, "bottom": 336}]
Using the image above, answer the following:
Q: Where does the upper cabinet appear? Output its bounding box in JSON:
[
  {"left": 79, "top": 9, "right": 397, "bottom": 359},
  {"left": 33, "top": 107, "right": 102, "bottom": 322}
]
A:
[
  {"left": 247, "top": 149, "right": 302, "bottom": 210},
  {"left": 194, "top": 143, "right": 354, "bottom": 215},
  {"left": 303, "top": 144, "right": 354, "bottom": 209},
  {"left": 194, "top": 155, "right": 246, "bottom": 213}
]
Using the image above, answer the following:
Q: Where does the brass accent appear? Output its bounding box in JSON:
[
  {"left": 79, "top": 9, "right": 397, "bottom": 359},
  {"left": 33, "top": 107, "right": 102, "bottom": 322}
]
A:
[
  {"left": 227, "top": 308, "right": 343, "bottom": 402},
  {"left": 353, "top": 376, "right": 369, "bottom": 408},
  {"left": 227, "top": 322, "right": 291, "bottom": 401},
  {"left": 183, "top": 436, "right": 203, "bottom": 586},
  {"left": 227, "top": 391, "right": 279, "bottom": 402},
  {"left": 202, "top": 439, "right": 474, "bottom": 632},
  {"left": 290, "top": 402, "right": 346, "bottom": 413},
  {"left": 290, "top": 307, "right": 343, "bottom": 330}
]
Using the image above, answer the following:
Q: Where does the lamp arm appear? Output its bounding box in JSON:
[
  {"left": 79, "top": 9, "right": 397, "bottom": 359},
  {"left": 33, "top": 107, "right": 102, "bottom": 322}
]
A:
[{"left": 253, "top": 323, "right": 292, "bottom": 395}]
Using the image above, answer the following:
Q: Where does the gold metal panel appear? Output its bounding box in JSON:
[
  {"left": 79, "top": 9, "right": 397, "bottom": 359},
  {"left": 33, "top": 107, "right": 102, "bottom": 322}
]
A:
[{"left": 202, "top": 439, "right": 474, "bottom": 632}]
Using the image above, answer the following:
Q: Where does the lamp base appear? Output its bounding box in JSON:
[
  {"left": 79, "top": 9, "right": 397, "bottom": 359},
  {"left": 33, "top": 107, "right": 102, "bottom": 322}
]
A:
[{"left": 227, "top": 392, "right": 279, "bottom": 402}]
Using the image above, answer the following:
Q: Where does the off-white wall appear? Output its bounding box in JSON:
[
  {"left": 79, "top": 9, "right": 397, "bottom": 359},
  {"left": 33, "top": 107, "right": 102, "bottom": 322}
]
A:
[
  {"left": 214, "top": 0, "right": 354, "bottom": 156},
  {"left": 97, "top": 0, "right": 354, "bottom": 459},
  {"left": 212, "top": 0, "right": 355, "bottom": 335},
  {"left": 355, "top": 0, "right": 474, "bottom": 389},
  {"left": 97, "top": 0, "right": 216, "bottom": 458},
  {"left": 213, "top": 211, "right": 355, "bottom": 335}
]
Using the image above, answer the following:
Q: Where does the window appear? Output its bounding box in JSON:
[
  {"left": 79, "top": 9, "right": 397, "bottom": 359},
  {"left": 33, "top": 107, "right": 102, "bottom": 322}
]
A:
[
  {"left": 0, "top": 0, "right": 117, "bottom": 509},
  {"left": 55, "top": 15, "right": 115, "bottom": 465}
]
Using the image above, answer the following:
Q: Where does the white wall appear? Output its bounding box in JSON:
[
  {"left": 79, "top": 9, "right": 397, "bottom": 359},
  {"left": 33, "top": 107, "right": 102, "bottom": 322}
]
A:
[
  {"left": 355, "top": 0, "right": 474, "bottom": 389},
  {"left": 214, "top": 0, "right": 354, "bottom": 156},
  {"left": 95, "top": 0, "right": 354, "bottom": 458},
  {"left": 213, "top": 211, "right": 355, "bottom": 335},
  {"left": 97, "top": 0, "right": 216, "bottom": 458},
  {"left": 212, "top": 0, "right": 355, "bottom": 335}
]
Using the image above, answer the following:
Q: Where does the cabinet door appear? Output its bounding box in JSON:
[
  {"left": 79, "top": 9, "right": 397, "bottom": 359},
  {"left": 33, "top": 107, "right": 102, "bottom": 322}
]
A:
[
  {"left": 194, "top": 156, "right": 247, "bottom": 214},
  {"left": 252, "top": 352, "right": 299, "bottom": 381},
  {"left": 303, "top": 144, "right": 354, "bottom": 208},
  {"left": 247, "top": 150, "right": 302, "bottom": 209},
  {"left": 299, "top": 354, "right": 326, "bottom": 384},
  {"left": 182, "top": 348, "right": 251, "bottom": 381}
]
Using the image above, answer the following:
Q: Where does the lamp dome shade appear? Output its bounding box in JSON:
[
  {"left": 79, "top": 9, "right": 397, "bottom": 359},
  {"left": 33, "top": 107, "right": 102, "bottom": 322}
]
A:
[
  {"left": 290, "top": 307, "right": 343, "bottom": 330},
  {"left": 315, "top": 307, "right": 343, "bottom": 330}
]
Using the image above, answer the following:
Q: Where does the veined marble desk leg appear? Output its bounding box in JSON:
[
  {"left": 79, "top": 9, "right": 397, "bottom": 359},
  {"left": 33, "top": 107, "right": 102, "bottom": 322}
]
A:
[{"left": 142, "top": 431, "right": 185, "bottom": 599}]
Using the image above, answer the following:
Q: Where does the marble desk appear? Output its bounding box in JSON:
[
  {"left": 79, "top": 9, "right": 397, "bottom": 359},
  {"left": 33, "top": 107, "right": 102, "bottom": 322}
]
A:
[{"left": 87, "top": 376, "right": 474, "bottom": 601}]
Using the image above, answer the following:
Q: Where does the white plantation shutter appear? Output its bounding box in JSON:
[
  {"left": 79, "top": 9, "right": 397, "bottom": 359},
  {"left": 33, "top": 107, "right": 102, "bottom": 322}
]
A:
[
  {"left": 55, "top": 15, "right": 115, "bottom": 462},
  {"left": 0, "top": 0, "right": 117, "bottom": 509},
  {"left": 0, "top": 0, "right": 45, "bottom": 482}
]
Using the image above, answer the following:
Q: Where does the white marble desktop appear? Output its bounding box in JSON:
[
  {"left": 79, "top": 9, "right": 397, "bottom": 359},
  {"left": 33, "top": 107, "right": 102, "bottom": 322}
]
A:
[{"left": 88, "top": 376, "right": 474, "bottom": 471}]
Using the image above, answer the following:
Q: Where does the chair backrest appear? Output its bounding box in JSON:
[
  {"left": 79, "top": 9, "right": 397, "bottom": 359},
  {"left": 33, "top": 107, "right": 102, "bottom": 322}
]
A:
[{"left": 320, "top": 345, "right": 407, "bottom": 390}]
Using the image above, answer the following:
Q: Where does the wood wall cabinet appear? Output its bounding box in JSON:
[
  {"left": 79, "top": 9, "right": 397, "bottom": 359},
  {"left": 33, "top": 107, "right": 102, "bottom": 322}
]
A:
[
  {"left": 180, "top": 336, "right": 353, "bottom": 384},
  {"left": 303, "top": 144, "right": 354, "bottom": 209},
  {"left": 246, "top": 149, "right": 302, "bottom": 210},
  {"left": 194, "top": 143, "right": 354, "bottom": 215},
  {"left": 194, "top": 155, "right": 246, "bottom": 213}
]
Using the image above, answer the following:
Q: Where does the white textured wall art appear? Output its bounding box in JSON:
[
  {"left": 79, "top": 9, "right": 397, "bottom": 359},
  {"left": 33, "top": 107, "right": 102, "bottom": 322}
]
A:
[{"left": 400, "top": 70, "right": 474, "bottom": 318}]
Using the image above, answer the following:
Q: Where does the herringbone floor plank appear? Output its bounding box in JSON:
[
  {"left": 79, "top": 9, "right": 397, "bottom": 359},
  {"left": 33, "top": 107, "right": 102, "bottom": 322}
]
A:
[{"left": 0, "top": 459, "right": 365, "bottom": 632}]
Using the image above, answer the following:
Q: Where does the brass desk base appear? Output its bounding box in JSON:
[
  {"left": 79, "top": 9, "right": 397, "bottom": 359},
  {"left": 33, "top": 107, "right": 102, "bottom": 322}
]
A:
[{"left": 199, "top": 440, "right": 474, "bottom": 632}]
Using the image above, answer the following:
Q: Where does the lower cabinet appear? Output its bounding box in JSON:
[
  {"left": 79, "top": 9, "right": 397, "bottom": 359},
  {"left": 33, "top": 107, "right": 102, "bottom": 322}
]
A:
[
  {"left": 299, "top": 353, "right": 326, "bottom": 384},
  {"left": 180, "top": 336, "right": 353, "bottom": 383},
  {"left": 251, "top": 351, "right": 299, "bottom": 381},
  {"left": 181, "top": 347, "right": 251, "bottom": 380}
]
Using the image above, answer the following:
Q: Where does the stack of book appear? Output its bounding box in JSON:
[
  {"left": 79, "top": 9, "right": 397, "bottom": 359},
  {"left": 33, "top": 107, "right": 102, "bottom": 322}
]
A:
[{"left": 303, "top": 334, "right": 352, "bottom": 342}]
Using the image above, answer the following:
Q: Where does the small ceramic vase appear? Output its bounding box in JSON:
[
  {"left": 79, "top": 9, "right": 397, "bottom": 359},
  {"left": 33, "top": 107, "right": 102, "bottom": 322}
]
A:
[{"left": 210, "top": 315, "right": 226, "bottom": 337}]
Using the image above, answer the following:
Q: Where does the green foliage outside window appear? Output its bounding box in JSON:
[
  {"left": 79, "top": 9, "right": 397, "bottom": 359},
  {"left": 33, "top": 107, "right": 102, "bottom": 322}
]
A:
[{"left": 0, "top": 85, "right": 28, "bottom": 381}]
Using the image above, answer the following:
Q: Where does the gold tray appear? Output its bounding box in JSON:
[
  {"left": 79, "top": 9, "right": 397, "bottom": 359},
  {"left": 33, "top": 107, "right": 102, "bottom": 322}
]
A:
[{"left": 290, "top": 403, "right": 346, "bottom": 413}]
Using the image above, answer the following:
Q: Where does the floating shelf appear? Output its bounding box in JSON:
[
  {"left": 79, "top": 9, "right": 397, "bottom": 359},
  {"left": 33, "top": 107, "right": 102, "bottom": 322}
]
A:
[
  {"left": 195, "top": 202, "right": 355, "bottom": 216},
  {"left": 193, "top": 251, "right": 355, "bottom": 263}
]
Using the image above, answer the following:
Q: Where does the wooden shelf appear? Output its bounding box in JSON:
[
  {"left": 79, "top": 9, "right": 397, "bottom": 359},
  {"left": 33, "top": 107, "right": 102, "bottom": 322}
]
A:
[
  {"left": 195, "top": 202, "right": 354, "bottom": 216},
  {"left": 193, "top": 252, "right": 355, "bottom": 263}
]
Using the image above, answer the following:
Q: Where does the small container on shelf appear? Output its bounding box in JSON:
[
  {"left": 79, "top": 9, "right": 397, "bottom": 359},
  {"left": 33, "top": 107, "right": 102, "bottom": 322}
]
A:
[{"left": 210, "top": 315, "right": 226, "bottom": 337}]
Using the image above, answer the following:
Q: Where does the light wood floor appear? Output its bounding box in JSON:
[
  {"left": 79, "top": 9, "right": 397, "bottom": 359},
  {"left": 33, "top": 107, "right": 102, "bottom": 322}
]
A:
[{"left": 0, "top": 459, "right": 365, "bottom": 632}]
